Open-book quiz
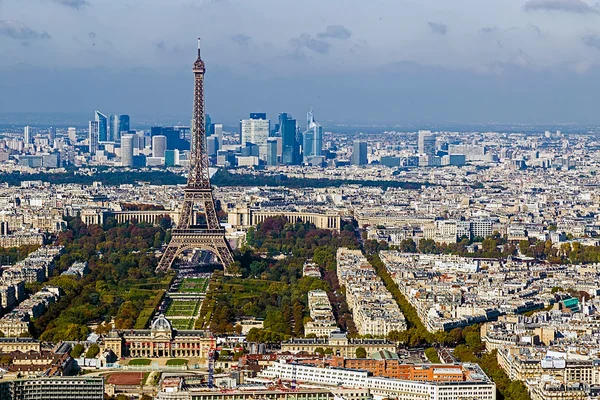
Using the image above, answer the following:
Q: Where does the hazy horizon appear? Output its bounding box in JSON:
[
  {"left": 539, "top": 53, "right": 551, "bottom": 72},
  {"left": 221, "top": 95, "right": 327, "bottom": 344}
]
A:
[{"left": 3, "top": 0, "right": 600, "bottom": 125}]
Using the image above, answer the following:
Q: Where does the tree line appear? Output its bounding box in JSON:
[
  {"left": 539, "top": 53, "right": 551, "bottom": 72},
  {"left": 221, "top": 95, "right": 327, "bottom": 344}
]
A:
[
  {"left": 211, "top": 169, "right": 427, "bottom": 190},
  {"left": 31, "top": 218, "right": 172, "bottom": 342},
  {"left": 206, "top": 217, "right": 359, "bottom": 339}
]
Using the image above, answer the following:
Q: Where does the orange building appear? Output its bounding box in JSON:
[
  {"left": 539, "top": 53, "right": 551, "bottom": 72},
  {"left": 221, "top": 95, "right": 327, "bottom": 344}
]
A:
[{"left": 325, "top": 356, "right": 466, "bottom": 382}]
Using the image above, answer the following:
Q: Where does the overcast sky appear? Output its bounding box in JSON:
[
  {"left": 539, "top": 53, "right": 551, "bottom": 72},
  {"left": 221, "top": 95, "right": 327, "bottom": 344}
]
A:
[{"left": 2, "top": 0, "right": 600, "bottom": 125}]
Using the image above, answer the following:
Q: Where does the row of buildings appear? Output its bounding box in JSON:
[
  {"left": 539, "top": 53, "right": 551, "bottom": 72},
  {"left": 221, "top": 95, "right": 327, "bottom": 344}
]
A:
[
  {"left": 0, "top": 287, "right": 61, "bottom": 337},
  {"left": 304, "top": 290, "right": 338, "bottom": 338},
  {"left": 336, "top": 248, "right": 406, "bottom": 336},
  {"left": 480, "top": 297, "right": 600, "bottom": 399},
  {"left": 0, "top": 377, "right": 104, "bottom": 400},
  {"left": 0, "top": 246, "right": 63, "bottom": 336},
  {"left": 259, "top": 359, "right": 496, "bottom": 400},
  {"left": 379, "top": 250, "right": 600, "bottom": 333}
]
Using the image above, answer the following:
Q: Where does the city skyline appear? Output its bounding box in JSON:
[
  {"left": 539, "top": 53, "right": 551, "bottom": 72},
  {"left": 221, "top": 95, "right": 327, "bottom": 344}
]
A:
[
  {"left": 3, "top": 1, "right": 600, "bottom": 397},
  {"left": 0, "top": 39, "right": 599, "bottom": 398}
]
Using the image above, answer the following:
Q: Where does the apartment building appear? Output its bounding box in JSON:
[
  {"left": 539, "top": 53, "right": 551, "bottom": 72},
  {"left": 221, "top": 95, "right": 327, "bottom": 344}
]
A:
[
  {"left": 260, "top": 360, "right": 496, "bottom": 400},
  {"left": 336, "top": 248, "right": 406, "bottom": 336},
  {"left": 305, "top": 290, "right": 338, "bottom": 337}
]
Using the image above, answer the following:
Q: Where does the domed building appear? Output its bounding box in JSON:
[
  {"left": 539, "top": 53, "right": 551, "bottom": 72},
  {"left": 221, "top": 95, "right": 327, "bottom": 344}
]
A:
[
  {"left": 101, "top": 314, "right": 213, "bottom": 360},
  {"left": 151, "top": 314, "right": 173, "bottom": 339}
]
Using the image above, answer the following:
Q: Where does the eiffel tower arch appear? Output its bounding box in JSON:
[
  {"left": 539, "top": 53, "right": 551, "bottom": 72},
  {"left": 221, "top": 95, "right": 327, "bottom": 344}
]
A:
[{"left": 156, "top": 39, "right": 235, "bottom": 274}]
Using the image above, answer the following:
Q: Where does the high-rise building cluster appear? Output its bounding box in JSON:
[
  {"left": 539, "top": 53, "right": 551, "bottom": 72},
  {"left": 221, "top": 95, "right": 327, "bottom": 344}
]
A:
[
  {"left": 88, "top": 111, "right": 130, "bottom": 155},
  {"left": 83, "top": 111, "right": 192, "bottom": 167},
  {"left": 7, "top": 108, "right": 333, "bottom": 169},
  {"left": 230, "top": 109, "right": 324, "bottom": 167}
]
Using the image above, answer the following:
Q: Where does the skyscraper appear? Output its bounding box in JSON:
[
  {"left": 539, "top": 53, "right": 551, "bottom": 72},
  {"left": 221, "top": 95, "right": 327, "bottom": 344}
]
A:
[
  {"left": 109, "top": 115, "right": 119, "bottom": 142},
  {"left": 119, "top": 115, "right": 130, "bottom": 135},
  {"left": 280, "top": 113, "right": 299, "bottom": 165},
  {"left": 109, "top": 114, "right": 129, "bottom": 142},
  {"left": 152, "top": 135, "right": 167, "bottom": 158},
  {"left": 151, "top": 126, "right": 189, "bottom": 151},
  {"left": 165, "top": 149, "right": 180, "bottom": 167},
  {"left": 121, "top": 134, "right": 134, "bottom": 166},
  {"left": 95, "top": 111, "right": 108, "bottom": 142},
  {"left": 205, "top": 114, "right": 212, "bottom": 137},
  {"left": 47, "top": 127, "right": 56, "bottom": 144},
  {"left": 23, "top": 126, "right": 33, "bottom": 145},
  {"left": 353, "top": 140, "right": 368, "bottom": 166},
  {"left": 67, "top": 127, "right": 77, "bottom": 143},
  {"left": 250, "top": 112, "right": 267, "bottom": 119},
  {"left": 213, "top": 123, "right": 223, "bottom": 139},
  {"left": 240, "top": 113, "right": 268, "bottom": 143},
  {"left": 241, "top": 113, "right": 270, "bottom": 159},
  {"left": 303, "top": 129, "right": 314, "bottom": 162},
  {"left": 207, "top": 135, "right": 219, "bottom": 157},
  {"left": 418, "top": 130, "right": 437, "bottom": 156},
  {"left": 267, "top": 138, "right": 278, "bottom": 166},
  {"left": 303, "top": 109, "right": 323, "bottom": 163},
  {"left": 88, "top": 121, "right": 99, "bottom": 154}
]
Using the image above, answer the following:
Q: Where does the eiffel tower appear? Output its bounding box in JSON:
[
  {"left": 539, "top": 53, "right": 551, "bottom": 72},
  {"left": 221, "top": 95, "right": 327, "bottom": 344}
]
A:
[{"left": 156, "top": 39, "right": 234, "bottom": 274}]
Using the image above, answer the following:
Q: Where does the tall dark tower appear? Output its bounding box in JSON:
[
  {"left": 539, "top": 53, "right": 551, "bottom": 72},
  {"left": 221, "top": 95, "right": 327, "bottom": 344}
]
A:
[{"left": 156, "top": 39, "right": 235, "bottom": 274}]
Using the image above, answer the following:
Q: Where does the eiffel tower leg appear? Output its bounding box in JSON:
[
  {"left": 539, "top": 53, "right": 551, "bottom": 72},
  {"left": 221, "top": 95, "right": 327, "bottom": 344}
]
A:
[
  {"left": 157, "top": 235, "right": 236, "bottom": 275},
  {"left": 156, "top": 244, "right": 179, "bottom": 273},
  {"left": 214, "top": 238, "right": 235, "bottom": 275}
]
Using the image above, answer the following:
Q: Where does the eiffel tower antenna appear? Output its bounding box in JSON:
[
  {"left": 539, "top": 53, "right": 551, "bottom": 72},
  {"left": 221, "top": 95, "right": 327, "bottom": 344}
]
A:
[{"left": 156, "top": 38, "right": 235, "bottom": 274}]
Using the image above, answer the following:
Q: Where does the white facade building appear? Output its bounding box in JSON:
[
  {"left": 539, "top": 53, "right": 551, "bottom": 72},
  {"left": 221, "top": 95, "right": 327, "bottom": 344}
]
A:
[
  {"left": 260, "top": 361, "right": 496, "bottom": 400},
  {"left": 152, "top": 135, "right": 167, "bottom": 158},
  {"left": 24, "top": 126, "right": 33, "bottom": 145},
  {"left": 121, "top": 135, "right": 134, "bottom": 167},
  {"left": 241, "top": 118, "right": 270, "bottom": 159}
]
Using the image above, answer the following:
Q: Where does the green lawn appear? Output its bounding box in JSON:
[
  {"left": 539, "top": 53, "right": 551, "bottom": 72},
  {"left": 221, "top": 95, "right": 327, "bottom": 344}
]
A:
[
  {"left": 166, "top": 358, "right": 189, "bottom": 366},
  {"left": 129, "top": 359, "right": 151, "bottom": 366},
  {"left": 165, "top": 300, "right": 199, "bottom": 317},
  {"left": 178, "top": 278, "right": 209, "bottom": 293},
  {"left": 170, "top": 318, "right": 194, "bottom": 330}
]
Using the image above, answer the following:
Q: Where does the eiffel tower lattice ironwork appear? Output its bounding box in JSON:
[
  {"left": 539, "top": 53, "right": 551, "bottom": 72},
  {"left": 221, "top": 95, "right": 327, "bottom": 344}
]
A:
[{"left": 156, "top": 39, "right": 234, "bottom": 274}]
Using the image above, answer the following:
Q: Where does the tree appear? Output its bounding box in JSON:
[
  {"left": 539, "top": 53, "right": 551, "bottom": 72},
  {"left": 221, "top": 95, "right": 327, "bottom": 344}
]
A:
[
  {"left": 560, "top": 242, "right": 571, "bottom": 257},
  {"left": 70, "top": 343, "right": 84, "bottom": 358},
  {"left": 387, "top": 330, "right": 404, "bottom": 342},
  {"left": 519, "top": 240, "right": 531, "bottom": 256},
  {"left": 153, "top": 232, "right": 162, "bottom": 248},
  {"left": 424, "top": 347, "right": 440, "bottom": 363},
  {"left": 246, "top": 227, "right": 256, "bottom": 247},
  {"left": 159, "top": 216, "right": 172, "bottom": 230},
  {"left": 418, "top": 239, "right": 440, "bottom": 254},
  {"left": 447, "top": 328, "right": 463, "bottom": 345},
  {"left": 399, "top": 239, "right": 417, "bottom": 253},
  {"left": 314, "top": 347, "right": 325, "bottom": 355},
  {"left": 481, "top": 238, "right": 500, "bottom": 257},
  {"left": 0, "top": 355, "right": 13, "bottom": 365},
  {"left": 464, "top": 332, "right": 482, "bottom": 354},
  {"left": 85, "top": 343, "right": 100, "bottom": 358},
  {"left": 355, "top": 347, "right": 367, "bottom": 358}
]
